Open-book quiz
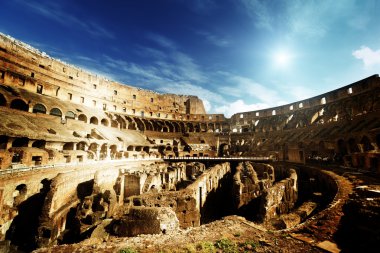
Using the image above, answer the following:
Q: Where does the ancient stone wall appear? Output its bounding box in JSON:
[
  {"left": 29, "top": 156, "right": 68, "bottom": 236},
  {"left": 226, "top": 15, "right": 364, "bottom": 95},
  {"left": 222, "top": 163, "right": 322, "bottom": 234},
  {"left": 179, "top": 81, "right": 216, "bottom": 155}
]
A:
[
  {"left": 124, "top": 162, "right": 231, "bottom": 228},
  {"left": 259, "top": 168, "right": 298, "bottom": 221}
]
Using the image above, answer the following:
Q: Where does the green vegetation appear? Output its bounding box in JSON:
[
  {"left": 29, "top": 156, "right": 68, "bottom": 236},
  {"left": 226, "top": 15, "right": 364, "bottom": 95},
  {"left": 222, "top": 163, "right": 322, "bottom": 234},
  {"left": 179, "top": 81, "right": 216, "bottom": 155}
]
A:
[
  {"left": 214, "top": 238, "right": 238, "bottom": 253},
  {"left": 119, "top": 247, "right": 138, "bottom": 253}
]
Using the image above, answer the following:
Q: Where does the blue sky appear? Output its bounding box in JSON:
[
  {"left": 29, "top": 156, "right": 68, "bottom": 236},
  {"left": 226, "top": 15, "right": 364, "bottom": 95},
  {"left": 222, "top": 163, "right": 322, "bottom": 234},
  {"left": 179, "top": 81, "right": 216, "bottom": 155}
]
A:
[{"left": 1, "top": 0, "right": 380, "bottom": 117}]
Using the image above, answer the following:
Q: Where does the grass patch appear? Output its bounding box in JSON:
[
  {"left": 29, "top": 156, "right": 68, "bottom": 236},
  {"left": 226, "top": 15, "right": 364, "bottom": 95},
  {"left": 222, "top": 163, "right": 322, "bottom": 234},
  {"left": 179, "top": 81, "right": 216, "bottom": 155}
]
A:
[
  {"left": 119, "top": 248, "right": 138, "bottom": 253},
  {"left": 215, "top": 238, "right": 238, "bottom": 253}
]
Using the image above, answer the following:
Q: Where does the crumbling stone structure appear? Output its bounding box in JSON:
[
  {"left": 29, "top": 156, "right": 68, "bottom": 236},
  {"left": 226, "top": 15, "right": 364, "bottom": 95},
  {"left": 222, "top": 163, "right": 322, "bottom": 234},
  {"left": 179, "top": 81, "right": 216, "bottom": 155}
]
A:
[{"left": 0, "top": 33, "right": 380, "bottom": 251}]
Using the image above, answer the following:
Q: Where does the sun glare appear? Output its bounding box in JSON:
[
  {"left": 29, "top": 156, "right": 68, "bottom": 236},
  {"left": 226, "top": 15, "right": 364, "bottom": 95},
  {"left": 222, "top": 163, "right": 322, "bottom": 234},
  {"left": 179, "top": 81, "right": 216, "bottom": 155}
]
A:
[{"left": 273, "top": 50, "right": 293, "bottom": 67}]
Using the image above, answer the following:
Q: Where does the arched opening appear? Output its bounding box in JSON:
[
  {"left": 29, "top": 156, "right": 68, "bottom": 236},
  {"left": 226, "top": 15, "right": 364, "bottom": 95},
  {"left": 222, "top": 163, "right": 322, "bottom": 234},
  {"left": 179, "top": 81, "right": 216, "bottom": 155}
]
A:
[
  {"left": 65, "top": 111, "right": 76, "bottom": 120},
  {"left": 90, "top": 116, "right": 98, "bottom": 125},
  {"left": 110, "top": 145, "right": 118, "bottom": 159},
  {"left": 111, "top": 119, "right": 118, "bottom": 128},
  {"left": 76, "top": 142, "right": 86, "bottom": 151},
  {"left": 143, "top": 146, "right": 150, "bottom": 153},
  {"left": 127, "top": 146, "right": 134, "bottom": 151},
  {"left": 12, "top": 137, "right": 29, "bottom": 147},
  {"left": 0, "top": 93, "right": 7, "bottom": 106},
  {"left": 10, "top": 99, "right": 28, "bottom": 111},
  {"left": 88, "top": 143, "right": 98, "bottom": 159},
  {"left": 360, "top": 136, "right": 374, "bottom": 152},
  {"left": 0, "top": 135, "right": 8, "bottom": 149},
  {"left": 100, "top": 144, "right": 107, "bottom": 160},
  {"left": 63, "top": 142, "right": 74, "bottom": 150},
  {"left": 50, "top": 108, "right": 62, "bottom": 117},
  {"left": 32, "top": 140, "right": 46, "bottom": 149},
  {"left": 116, "top": 115, "right": 126, "bottom": 129},
  {"left": 186, "top": 123, "right": 194, "bottom": 132},
  {"left": 219, "top": 143, "right": 229, "bottom": 157},
  {"left": 32, "top": 104, "right": 46, "bottom": 114},
  {"left": 337, "top": 139, "right": 347, "bottom": 155},
  {"left": 101, "top": 118, "right": 109, "bottom": 126},
  {"left": 6, "top": 179, "right": 51, "bottom": 252},
  {"left": 78, "top": 114, "right": 87, "bottom": 123},
  {"left": 348, "top": 138, "right": 359, "bottom": 153}
]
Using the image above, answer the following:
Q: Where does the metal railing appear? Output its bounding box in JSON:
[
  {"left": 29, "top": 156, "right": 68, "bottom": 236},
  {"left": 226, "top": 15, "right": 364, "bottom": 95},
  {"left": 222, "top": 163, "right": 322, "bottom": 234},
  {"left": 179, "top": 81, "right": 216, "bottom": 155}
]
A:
[
  {"left": 0, "top": 156, "right": 274, "bottom": 176},
  {"left": 0, "top": 157, "right": 163, "bottom": 176}
]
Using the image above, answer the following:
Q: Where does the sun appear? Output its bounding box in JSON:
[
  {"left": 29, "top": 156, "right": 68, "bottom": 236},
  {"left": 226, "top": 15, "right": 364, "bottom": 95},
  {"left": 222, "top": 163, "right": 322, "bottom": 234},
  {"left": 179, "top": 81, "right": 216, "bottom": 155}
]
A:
[{"left": 273, "top": 50, "right": 293, "bottom": 67}]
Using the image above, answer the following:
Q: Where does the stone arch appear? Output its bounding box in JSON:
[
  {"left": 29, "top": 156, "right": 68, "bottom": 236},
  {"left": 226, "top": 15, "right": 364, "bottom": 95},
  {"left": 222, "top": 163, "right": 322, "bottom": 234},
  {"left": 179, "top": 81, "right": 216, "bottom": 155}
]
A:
[
  {"left": 348, "top": 138, "right": 359, "bottom": 153},
  {"left": 0, "top": 93, "right": 7, "bottom": 106},
  {"left": 116, "top": 115, "right": 126, "bottom": 129},
  {"left": 218, "top": 143, "right": 229, "bottom": 157},
  {"left": 90, "top": 116, "right": 98, "bottom": 125},
  {"left": 0, "top": 135, "right": 8, "bottom": 149},
  {"left": 134, "top": 117, "right": 145, "bottom": 131},
  {"left": 207, "top": 123, "right": 214, "bottom": 132},
  {"left": 50, "top": 108, "right": 62, "bottom": 117},
  {"left": 109, "top": 144, "right": 118, "bottom": 159},
  {"left": 101, "top": 118, "right": 109, "bottom": 126},
  {"left": 10, "top": 99, "right": 28, "bottom": 111},
  {"left": 65, "top": 111, "right": 76, "bottom": 119},
  {"left": 78, "top": 114, "right": 87, "bottom": 123},
  {"left": 143, "top": 119, "right": 154, "bottom": 131},
  {"left": 337, "top": 139, "right": 347, "bottom": 155},
  {"left": 88, "top": 143, "right": 98, "bottom": 159},
  {"left": 32, "top": 103, "right": 46, "bottom": 114},
  {"left": 100, "top": 143, "right": 108, "bottom": 160},
  {"left": 32, "top": 140, "right": 46, "bottom": 149},
  {"left": 200, "top": 123, "right": 207, "bottom": 132},
  {"left": 166, "top": 122, "right": 174, "bottom": 132},
  {"left": 12, "top": 137, "right": 29, "bottom": 147},
  {"left": 360, "top": 135, "right": 374, "bottom": 152},
  {"left": 194, "top": 124, "right": 201, "bottom": 132},
  {"left": 179, "top": 122, "right": 186, "bottom": 132},
  {"left": 76, "top": 142, "right": 87, "bottom": 151},
  {"left": 111, "top": 119, "right": 118, "bottom": 128},
  {"left": 63, "top": 142, "right": 74, "bottom": 150},
  {"left": 152, "top": 120, "right": 161, "bottom": 131},
  {"left": 172, "top": 122, "right": 180, "bottom": 132},
  {"left": 186, "top": 123, "right": 194, "bottom": 132}
]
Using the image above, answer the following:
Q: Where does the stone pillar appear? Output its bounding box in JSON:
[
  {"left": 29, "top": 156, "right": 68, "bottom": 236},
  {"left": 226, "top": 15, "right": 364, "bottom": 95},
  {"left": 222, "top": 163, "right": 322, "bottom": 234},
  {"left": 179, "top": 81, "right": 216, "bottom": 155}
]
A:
[
  {"left": 106, "top": 145, "right": 111, "bottom": 160},
  {"left": 119, "top": 175, "right": 125, "bottom": 204},
  {"left": 96, "top": 147, "right": 101, "bottom": 161}
]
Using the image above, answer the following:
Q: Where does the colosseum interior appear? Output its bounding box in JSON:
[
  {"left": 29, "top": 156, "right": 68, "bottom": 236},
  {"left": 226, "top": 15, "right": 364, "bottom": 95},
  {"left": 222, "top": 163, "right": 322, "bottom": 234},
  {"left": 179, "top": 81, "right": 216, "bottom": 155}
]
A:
[{"left": 0, "top": 33, "right": 379, "bottom": 253}]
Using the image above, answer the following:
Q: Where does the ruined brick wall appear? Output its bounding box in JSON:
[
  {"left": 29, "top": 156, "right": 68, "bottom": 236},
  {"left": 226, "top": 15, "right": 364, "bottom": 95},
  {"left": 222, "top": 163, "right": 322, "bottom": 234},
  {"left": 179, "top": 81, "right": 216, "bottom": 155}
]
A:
[
  {"left": 259, "top": 168, "right": 298, "bottom": 221},
  {"left": 232, "top": 162, "right": 275, "bottom": 209},
  {"left": 124, "top": 162, "right": 231, "bottom": 228}
]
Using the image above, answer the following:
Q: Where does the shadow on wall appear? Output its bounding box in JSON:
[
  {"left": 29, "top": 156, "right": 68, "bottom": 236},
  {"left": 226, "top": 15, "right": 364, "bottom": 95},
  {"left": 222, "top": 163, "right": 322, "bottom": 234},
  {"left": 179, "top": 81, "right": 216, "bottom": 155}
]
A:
[{"left": 6, "top": 179, "right": 51, "bottom": 252}]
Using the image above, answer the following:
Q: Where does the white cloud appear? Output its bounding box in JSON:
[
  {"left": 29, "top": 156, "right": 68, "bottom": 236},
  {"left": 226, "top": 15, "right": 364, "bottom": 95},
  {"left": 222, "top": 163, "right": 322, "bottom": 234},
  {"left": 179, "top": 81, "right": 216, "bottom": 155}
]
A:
[
  {"left": 353, "top": 46, "right": 380, "bottom": 67},
  {"left": 203, "top": 100, "right": 211, "bottom": 112},
  {"left": 218, "top": 73, "right": 282, "bottom": 105},
  {"left": 214, "top": 100, "right": 268, "bottom": 117},
  {"left": 157, "top": 82, "right": 223, "bottom": 105}
]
